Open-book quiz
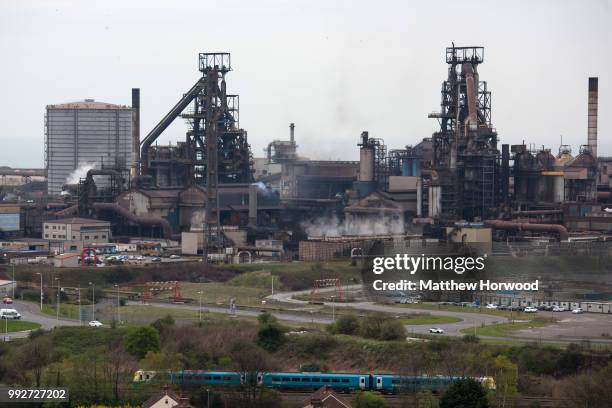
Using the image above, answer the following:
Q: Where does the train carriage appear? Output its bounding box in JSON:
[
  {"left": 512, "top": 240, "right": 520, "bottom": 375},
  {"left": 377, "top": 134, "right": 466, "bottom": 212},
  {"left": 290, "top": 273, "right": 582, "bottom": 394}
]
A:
[{"left": 261, "top": 372, "right": 367, "bottom": 391}]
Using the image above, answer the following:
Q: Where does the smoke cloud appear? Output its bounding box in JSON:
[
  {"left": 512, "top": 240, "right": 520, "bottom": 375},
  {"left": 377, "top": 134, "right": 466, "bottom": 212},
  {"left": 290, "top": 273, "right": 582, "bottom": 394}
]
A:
[
  {"left": 190, "top": 210, "right": 206, "bottom": 230},
  {"left": 301, "top": 214, "right": 405, "bottom": 237},
  {"left": 66, "top": 162, "right": 95, "bottom": 184}
]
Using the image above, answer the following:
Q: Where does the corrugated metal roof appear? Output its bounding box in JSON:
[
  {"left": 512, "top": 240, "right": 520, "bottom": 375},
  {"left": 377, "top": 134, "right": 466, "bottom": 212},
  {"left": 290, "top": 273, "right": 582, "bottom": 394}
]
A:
[{"left": 46, "top": 100, "right": 131, "bottom": 110}]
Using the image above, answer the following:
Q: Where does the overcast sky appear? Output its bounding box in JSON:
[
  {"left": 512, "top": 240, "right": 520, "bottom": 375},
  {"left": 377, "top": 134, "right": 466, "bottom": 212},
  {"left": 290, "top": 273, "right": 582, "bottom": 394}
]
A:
[{"left": 1, "top": 0, "right": 610, "bottom": 168}]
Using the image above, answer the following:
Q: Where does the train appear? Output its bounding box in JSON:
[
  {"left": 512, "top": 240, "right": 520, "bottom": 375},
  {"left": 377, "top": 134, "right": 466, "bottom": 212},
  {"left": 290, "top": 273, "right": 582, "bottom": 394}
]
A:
[{"left": 134, "top": 370, "right": 495, "bottom": 394}]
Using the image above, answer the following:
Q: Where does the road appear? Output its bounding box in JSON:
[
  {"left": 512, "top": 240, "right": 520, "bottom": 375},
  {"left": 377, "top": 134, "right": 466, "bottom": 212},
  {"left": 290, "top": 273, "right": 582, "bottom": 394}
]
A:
[
  {"left": 267, "top": 285, "right": 505, "bottom": 337},
  {"left": 3, "top": 300, "right": 80, "bottom": 340}
]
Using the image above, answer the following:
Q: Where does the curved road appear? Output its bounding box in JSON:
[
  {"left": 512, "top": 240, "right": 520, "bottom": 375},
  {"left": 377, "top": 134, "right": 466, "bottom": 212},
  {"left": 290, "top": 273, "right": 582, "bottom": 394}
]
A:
[
  {"left": 3, "top": 300, "right": 80, "bottom": 340},
  {"left": 267, "top": 285, "right": 505, "bottom": 336}
]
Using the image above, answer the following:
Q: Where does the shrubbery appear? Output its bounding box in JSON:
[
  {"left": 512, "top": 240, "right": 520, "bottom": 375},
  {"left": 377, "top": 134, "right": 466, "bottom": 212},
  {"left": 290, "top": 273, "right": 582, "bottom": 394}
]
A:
[{"left": 327, "top": 313, "right": 405, "bottom": 341}]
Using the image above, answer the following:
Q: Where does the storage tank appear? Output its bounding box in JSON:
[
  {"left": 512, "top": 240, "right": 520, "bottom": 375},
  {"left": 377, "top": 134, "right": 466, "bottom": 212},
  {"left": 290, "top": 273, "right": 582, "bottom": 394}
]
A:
[{"left": 45, "top": 99, "right": 133, "bottom": 196}]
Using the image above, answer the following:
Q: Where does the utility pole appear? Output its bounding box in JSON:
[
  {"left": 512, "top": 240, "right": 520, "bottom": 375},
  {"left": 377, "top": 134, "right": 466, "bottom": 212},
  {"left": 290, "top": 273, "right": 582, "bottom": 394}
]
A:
[
  {"left": 11, "top": 264, "right": 15, "bottom": 298},
  {"left": 271, "top": 275, "right": 274, "bottom": 296},
  {"left": 36, "top": 272, "right": 43, "bottom": 311},
  {"left": 55, "top": 277, "right": 60, "bottom": 324},
  {"left": 115, "top": 284, "right": 120, "bottom": 324},
  {"left": 89, "top": 282, "right": 95, "bottom": 321},
  {"left": 198, "top": 290, "right": 203, "bottom": 322},
  {"left": 77, "top": 286, "right": 81, "bottom": 326}
]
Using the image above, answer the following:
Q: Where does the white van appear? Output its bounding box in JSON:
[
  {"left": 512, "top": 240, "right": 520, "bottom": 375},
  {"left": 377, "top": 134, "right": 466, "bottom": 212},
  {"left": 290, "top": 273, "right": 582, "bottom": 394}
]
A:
[{"left": 0, "top": 308, "right": 21, "bottom": 320}]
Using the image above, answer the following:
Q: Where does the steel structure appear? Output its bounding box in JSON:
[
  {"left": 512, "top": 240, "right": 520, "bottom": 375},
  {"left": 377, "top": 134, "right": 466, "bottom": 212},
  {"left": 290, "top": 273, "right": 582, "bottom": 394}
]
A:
[
  {"left": 139, "top": 52, "right": 253, "bottom": 261},
  {"left": 428, "top": 45, "right": 499, "bottom": 220}
]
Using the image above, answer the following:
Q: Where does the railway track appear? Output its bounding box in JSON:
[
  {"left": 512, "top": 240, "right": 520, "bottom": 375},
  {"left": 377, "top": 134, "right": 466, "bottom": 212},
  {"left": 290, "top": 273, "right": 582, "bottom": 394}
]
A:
[{"left": 278, "top": 391, "right": 565, "bottom": 407}]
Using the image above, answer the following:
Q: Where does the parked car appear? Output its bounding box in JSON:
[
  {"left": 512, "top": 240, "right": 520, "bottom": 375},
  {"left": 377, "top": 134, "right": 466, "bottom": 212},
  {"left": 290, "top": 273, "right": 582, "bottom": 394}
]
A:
[
  {"left": 571, "top": 308, "right": 584, "bottom": 314},
  {"left": 523, "top": 306, "right": 538, "bottom": 313},
  {"left": 485, "top": 303, "right": 498, "bottom": 309},
  {"left": 2, "top": 297, "right": 13, "bottom": 305},
  {"left": 429, "top": 327, "right": 445, "bottom": 334},
  {"left": 552, "top": 306, "right": 567, "bottom": 312},
  {"left": 151, "top": 257, "right": 162, "bottom": 263},
  {"left": 169, "top": 255, "right": 181, "bottom": 259},
  {"left": 0, "top": 308, "right": 21, "bottom": 320},
  {"left": 88, "top": 320, "right": 103, "bottom": 327}
]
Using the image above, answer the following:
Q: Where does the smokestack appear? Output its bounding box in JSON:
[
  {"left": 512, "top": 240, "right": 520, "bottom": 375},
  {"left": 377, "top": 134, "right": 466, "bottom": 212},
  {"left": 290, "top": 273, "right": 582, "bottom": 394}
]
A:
[
  {"left": 248, "top": 184, "right": 258, "bottom": 227},
  {"left": 289, "top": 123, "right": 295, "bottom": 144},
  {"left": 132, "top": 88, "right": 140, "bottom": 176},
  {"left": 588, "top": 77, "right": 598, "bottom": 158}
]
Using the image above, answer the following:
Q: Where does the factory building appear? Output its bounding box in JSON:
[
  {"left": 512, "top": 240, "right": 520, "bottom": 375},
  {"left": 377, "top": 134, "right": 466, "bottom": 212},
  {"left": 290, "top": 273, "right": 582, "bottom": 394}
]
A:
[
  {"left": 45, "top": 99, "right": 133, "bottom": 196},
  {"left": 43, "top": 217, "right": 111, "bottom": 253}
]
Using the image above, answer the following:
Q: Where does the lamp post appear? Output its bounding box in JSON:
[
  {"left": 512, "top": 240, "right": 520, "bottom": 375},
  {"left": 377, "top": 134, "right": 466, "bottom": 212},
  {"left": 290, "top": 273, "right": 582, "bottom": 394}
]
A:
[
  {"left": 197, "top": 290, "right": 203, "bottom": 323},
  {"left": 330, "top": 295, "right": 336, "bottom": 322},
  {"left": 89, "top": 282, "right": 95, "bottom": 321},
  {"left": 55, "top": 277, "right": 60, "bottom": 325},
  {"left": 77, "top": 286, "right": 81, "bottom": 326},
  {"left": 271, "top": 275, "right": 274, "bottom": 296},
  {"left": 115, "top": 284, "right": 121, "bottom": 324},
  {"left": 35, "top": 272, "right": 43, "bottom": 311},
  {"left": 11, "top": 264, "right": 15, "bottom": 299}
]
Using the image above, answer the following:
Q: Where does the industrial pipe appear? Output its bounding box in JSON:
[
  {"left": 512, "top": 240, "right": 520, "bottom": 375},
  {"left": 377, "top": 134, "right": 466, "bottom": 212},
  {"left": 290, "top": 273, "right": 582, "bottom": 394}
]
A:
[
  {"left": 140, "top": 77, "right": 206, "bottom": 175},
  {"left": 93, "top": 202, "right": 172, "bottom": 239},
  {"left": 598, "top": 191, "right": 612, "bottom": 200},
  {"left": 462, "top": 63, "right": 478, "bottom": 129},
  {"left": 484, "top": 220, "right": 568, "bottom": 241}
]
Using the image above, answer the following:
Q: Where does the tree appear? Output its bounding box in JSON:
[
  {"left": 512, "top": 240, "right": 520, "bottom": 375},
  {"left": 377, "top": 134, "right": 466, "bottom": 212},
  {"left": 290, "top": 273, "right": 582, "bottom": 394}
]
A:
[
  {"left": 124, "top": 326, "right": 160, "bottom": 358},
  {"left": 228, "top": 340, "right": 278, "bottom": 407},
  {"left": 379, "top": 319, "right": 406, "bottom": 340},
  {"left": 256, "top": 312, "right": 285, "bottom": 352},
  {"left": 151, "top": 314, "right": 175, "bottom": 334},
  {"left": 493, "top": 355, "right": 518, "bottom": 408},
  {"left": 439, "top": 378, "right": 489, "bottom": 408},
  {"left": 353, "top": 391, "right": 387, "bottom": 408},
  {"left": 332, "top": 314, "right": 360, "bottom": 335},
  {"left": 21, "top": 336, "right": 52, "bottom": 387},
  {"left": 141, "top": 350, "right": 183, "bottom": 371}
]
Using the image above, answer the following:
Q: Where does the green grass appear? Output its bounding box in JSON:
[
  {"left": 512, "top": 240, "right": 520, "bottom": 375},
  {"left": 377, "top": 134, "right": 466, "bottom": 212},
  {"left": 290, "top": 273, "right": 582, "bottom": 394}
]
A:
[
  {"left": 460, "top": 317, "right": 552, "bottom": 337},
  {"left": 41, "top": 302, "right": 83, "bottom": 320},
  {"left": 158, "top": 282, "right": 273, "bottom": 307},
  {"left": 399, "top": 315, "right": 462, "bottom": 325},
  {"left": 0, "top": 320, "right": 41, "bottom": 333}
]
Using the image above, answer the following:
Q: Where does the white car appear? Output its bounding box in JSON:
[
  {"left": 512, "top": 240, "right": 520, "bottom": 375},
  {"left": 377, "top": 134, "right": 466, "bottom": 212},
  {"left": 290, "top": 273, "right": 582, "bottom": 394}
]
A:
[
  {"left": 88, "top": 320, "right": 103, "bottom": 327},
  {"left": 429, "top": 327, "right": 445, "bottom": 334},
  {"left": 169, "top": 255, "right": 181, "bottom": 259},
  {"left": 485, "top": 303, "right": 498, "bottom": 309},
  {"left": 523, "top": 306, "right": 538, "bottom": 313},
  {"left": 552, "top": 306, "right": 567, "bottom": 312},
  {"left": 571, "top": 308, "right": 584, "bottom": 314}
]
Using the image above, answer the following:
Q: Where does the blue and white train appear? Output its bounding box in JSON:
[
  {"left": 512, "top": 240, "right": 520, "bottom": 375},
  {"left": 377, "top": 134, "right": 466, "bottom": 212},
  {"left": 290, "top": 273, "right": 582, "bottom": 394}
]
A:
[{"left": 134, "top": 370, "right": 495, "bottom": 394}]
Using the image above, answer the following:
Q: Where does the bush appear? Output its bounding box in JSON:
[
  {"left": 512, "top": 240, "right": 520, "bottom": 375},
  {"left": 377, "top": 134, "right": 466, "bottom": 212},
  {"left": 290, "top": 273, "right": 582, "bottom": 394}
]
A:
[
  {"left": 359, "top": 314, "right": 405, "bottom": 341},
  {"left": 462, "top": 334, "right": 480, "bottom": 344},
  {"left": 151, "top": 314, "right": 175, "bottom": 333},
  {"left": 332, "top": 315, "right": 360, "bottom": 335},
  {"left": 124, "top": 326, "right": 160, "bottom": 358},
  {"left": 353, "top": 391, "right": 387, "bottom": 408},
  {"left": 285, "top": 333, "right": 338, "bottom": 357},
  {"left": 439, "top": 378, "right": 488, "bottom": 408},
  {"left": 379, "top": 319, "right": 405, "bottom": 340},
  {"left": 257, "top": 313, "right": 285, "bottom": 352}
]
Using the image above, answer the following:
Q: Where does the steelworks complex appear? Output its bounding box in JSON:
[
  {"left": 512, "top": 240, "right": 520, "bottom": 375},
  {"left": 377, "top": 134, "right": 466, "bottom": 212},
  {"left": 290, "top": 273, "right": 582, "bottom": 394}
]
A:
[{"left": 1, "top": 46, "right": 611, "bottom": 284}]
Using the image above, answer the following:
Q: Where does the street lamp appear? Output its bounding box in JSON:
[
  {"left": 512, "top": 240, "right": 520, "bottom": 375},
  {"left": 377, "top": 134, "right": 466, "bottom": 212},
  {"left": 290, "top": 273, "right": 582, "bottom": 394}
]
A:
[
  {"left": 77, "top": 286, "right": 81, "bottom": 326},
  {"left": 55, "top": 277, "right": 60, "bottom": 325},
  {"left": 114, "top": 284, "right": 120, "bottom": 324},
  {"left": 11, "top": 264, "right": 15, "bottom": 299},
  {"left": 89, "top": 282, "right": 95, "bottom": 321},
  {"left": 35, "top": 272, "right": 43, "bottom": 311},
  {"left": 330, "top": 295, "right": 336, "bottom": 322},
  {"left": 197, "top": 290, "right": 203, "bottom": 322}
]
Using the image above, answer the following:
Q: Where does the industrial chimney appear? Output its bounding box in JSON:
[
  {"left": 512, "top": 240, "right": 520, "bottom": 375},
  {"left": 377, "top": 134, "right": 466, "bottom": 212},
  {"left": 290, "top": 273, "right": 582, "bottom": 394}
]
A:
[
  {"left": 131, "top": 88, "right": 141, "bottom": 177},
  {"left": 588, "top": 77, "right": 598, "bottom": 158},
  {"left": 289, "top": 123, "right": 295, "bottom": 145}
]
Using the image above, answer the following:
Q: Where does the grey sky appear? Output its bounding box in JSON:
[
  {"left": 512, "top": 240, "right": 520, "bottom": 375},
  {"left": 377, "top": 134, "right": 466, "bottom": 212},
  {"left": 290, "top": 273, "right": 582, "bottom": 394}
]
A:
[{"left": 1, "top": 0, "right": 610, "bottom": 168}]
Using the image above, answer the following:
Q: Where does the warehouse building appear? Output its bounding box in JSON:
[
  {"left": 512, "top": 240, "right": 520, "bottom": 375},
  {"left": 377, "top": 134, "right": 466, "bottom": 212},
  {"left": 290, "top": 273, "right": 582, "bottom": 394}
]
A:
[
  {"left": 45, "top": 99, "right": 133, "bottom": 196},
  {"left": 43, "top": 217, "right": 111, "bottom": 253}
]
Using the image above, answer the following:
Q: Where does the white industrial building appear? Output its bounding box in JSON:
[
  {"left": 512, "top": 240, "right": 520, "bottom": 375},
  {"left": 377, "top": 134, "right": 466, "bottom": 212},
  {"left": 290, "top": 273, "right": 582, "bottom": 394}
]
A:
[{"left": 45, "top": 99, "right": 133, "bottom": 196}]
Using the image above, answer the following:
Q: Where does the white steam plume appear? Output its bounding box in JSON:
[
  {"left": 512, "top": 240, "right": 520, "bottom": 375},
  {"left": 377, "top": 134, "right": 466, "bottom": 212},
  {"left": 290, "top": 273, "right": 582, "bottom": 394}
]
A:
[{"left": 66, "top": 162, "right": 95, "bottom": 184}]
